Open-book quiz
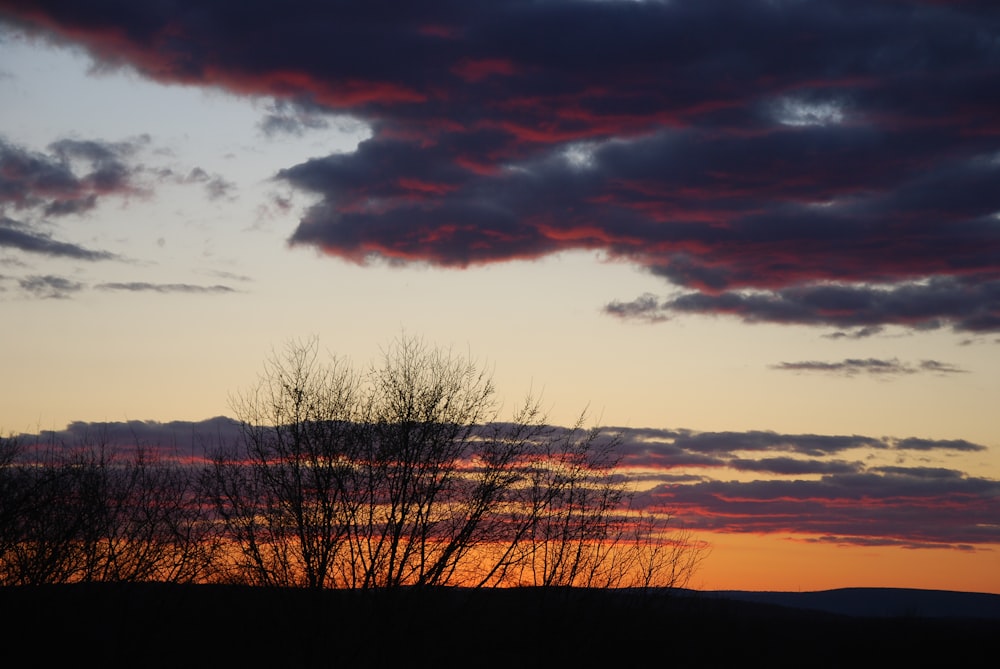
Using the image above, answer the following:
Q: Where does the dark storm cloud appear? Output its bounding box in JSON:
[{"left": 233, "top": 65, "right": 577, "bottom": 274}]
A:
[
  {"left": 4, "top": 1, "right": 1000, "bottom": 330},
  {"left": 771, "top": 357, "right": 968, "bottom": 376}
]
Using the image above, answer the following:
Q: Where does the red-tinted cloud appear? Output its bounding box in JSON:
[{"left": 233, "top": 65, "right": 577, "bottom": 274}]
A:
[
  {"left": 20, "top": 418, "right": 998, "bottom": 550},
  {"left": 643, "top": 469, "right": 1000, "bottom": 549},
  {"left": 610, "top": 426, "right": 998, "bottom": 549},
  {"left": 4, "top": 1, "right": 999, "bottom": 330}
]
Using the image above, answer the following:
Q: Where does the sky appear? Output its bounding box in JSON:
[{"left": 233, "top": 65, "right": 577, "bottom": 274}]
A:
[{"left": 1, "top": 0, "right": 999, "bottom": 594}]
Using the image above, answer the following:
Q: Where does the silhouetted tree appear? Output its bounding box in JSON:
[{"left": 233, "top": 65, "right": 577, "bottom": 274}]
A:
[
  {"left": 202, "top": 340, "right": 365, "bottom": 588},
  {"left": 0, "top": 434, "right": 22, "bottom": 573},
  {"left": 0, "top": 432, "right": 217, "bottom": 585},
  {"left": 204, "top": 335, "right": 707, "bottom": 590},
  {"left": 74, "top": 440, "right": 219, "bottom": 584},
  {"left": 346, "top": 335, "right": 519, "bottom": 588},
  {"left": 0, "top": 440, "right": 91, "bottom": 585}
]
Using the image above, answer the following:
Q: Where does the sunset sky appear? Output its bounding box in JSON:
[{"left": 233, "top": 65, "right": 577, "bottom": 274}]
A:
[{"left": 2, "top": 0, "right": 998, "bottom": 594}]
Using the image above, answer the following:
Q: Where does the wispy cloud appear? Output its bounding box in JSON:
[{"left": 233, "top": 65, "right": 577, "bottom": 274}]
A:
[
  {"left": 771, "top": 357, "right": 968, "bottom": 376},
  {"left": 257, "top": 99, "right": 332, "bottom": 138},
  {"left": 1, "top": 217, "right": 117, "bottom": 261},
  {"left": 4, "top": 275, "right": 239, "bottom": 298},
  {"left": 3, "top": 1, "right": 998, "bottom": 331},
  {"left": 95, "top": 282, "right": 237, "bottom": 294},
  {"left": 610, "top": 426, "right": 984, "bottom": 465},
  {"left": 179, "top": 167, "right": 237, "bottom": 201},
  {"left": 17, "top": 274, "right": 84, "bottom": 299}
]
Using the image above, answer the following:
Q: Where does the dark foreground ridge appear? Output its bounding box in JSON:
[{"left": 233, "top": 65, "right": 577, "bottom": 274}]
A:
[
  {"left": 699, "top": 587, "right": 1000, "bottom": 620},
  {"left": 1, "top": 584, "right": 997, "bottom": 667}
]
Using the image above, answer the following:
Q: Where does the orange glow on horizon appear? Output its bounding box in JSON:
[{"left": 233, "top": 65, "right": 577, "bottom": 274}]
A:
[{"left": 691, "top": 532, "right": 1000, "bottom": 595}]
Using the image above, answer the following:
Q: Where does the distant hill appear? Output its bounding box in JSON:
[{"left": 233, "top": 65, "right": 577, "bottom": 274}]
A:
[
  {"left": 695, "top": 587, "right": 1000, "bottom": 620},
  {"left": 1, "top": 583, "right": 998, "bottom": 667}
]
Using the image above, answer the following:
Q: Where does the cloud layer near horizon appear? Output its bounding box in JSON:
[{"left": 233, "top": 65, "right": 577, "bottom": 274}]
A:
[
  {"left": 16, "top": 417, "right": 999, "bottom": 551},
  {"left": 2, "top": 0, "right": 998, "bottom": 331}
]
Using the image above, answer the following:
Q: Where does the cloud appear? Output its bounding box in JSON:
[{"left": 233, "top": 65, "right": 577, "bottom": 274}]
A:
[
  {"left": 640, "top": 469, "right": 1000, "bottom": 548},
  {"left": 17, "top": 417, "right": 998, "bottom": 550},
  {"left": 0, "top": 136, "right": 143, "bottom": 274},
  {"left": 204, "top": 269, "right": 253, "bottom": 283},
  {"left": 5, "top": 1, "right": 1000, "bottom": 330},
  {"left": 1, "top": 136, "right": 145, "bottom": 217},
  {"left": 771, "top": 357, "right": 968, "bottom": 376},
  {"left": 95, "top": 282, "right": 237, "bottom": 294},
  {"left": 604, "top": 293, "right": 666, "bottom": 323},
  {"left": 802, "top": 536, "right": 978, "bottom": 551},
  {"left": 613, "top": 427, "right": 997, "bottom": 548},
  {"left": 727, "top": 457, "right": 863, "bottom": 476},
  {"left": 180, "top": 167, "right": 237, "bottom": 201},
  {"left": 0, "top": 216, "right": 117, "bottom": 260},
  {"left": 917, "top": 360, "right": 969, "bottom": 374},
  {"left": 893, "top": 437, "right": 984, "bottom": 452},
  {"left": 612, "top": 276, "right": 1000, "bottom": 334},
  {"left": 19, "top": 416, "right": 242, "bottom": 463},
  {"left": 611, "top": 426, "right": 985, "bottom": 469},
  {"left": 822, "top": 326, "right": 886, "bottom": 340},
  {"left": 17, "top": 273, "right": 84, "bottom": 298},
  {"left": 4, "top": 276, "right": 239, "bottom": 298},
  {"left": 257, "top": 100, "right": 333, "bottom": 138}
]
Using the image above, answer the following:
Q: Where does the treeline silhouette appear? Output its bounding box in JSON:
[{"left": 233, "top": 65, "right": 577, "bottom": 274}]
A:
[{"left": 0, "top": 336, "right": 704, "bottom": 590}]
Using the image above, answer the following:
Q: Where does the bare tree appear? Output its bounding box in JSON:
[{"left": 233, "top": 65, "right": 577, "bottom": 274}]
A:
[
  {"left": 626, "top": 512, "right": 708, "bottom": 590},
  {"left": 203, "top": 338, "right": 365, "bottom": 588},
  {"left": 202, "top": 335, "right": 708, "bottom": 591},
  {"left": 75, "top": 441, "right": 219, "bottom": 584},
  {"left": 0, "top": 431, "right": 218, "bottom": 586},
  {"left": 346, "top": 336, "right": 503, "bottom": 588},
  {"left": 0, "top": 440, "right": 92, "bottom": 585},
  {"left": 0, "top": 434, "right": 22, "bottom": 575}
]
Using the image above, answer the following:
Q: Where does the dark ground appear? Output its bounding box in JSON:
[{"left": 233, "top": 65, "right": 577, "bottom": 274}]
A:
[{"left": 1, "top": 583, "right": 996, "bottom": 667}]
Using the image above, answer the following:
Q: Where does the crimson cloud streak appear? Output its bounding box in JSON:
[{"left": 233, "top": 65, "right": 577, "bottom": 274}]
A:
[
  {"left": 21, "top": 418, "right": 1000, "bottom": 552},
  {"left": 3, "top": 0, "right": 998, "bottom": 334}
]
